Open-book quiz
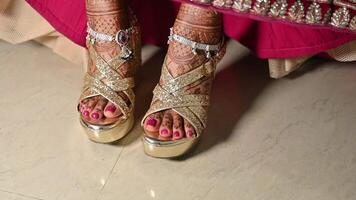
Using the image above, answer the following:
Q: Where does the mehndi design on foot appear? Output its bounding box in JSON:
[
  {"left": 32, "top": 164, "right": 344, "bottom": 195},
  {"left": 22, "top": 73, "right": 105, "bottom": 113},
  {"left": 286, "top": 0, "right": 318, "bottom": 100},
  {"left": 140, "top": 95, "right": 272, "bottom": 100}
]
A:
[
  {"left": 78, "top": 0, "right": 141, "bottom": 143},
  {"left": 142, "top": 3, "right": 225, "bottom": 158}
]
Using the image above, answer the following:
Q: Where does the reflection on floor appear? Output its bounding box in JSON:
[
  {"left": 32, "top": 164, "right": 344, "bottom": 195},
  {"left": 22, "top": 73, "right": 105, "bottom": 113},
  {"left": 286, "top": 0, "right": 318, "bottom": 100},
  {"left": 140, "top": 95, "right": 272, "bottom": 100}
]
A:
[{"left": 0, "top": 40, "right": 356, "bottom": 200}]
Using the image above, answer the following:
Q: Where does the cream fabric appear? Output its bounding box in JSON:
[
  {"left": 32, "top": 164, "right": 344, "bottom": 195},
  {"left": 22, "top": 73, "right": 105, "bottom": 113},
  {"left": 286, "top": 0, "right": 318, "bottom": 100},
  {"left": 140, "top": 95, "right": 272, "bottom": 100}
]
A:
[
  {"left": 269, "top": 41, "right": 356, "bottom": 79},
  {"left": 268, "top": 56, "right": 311, "bottom": 79},
  {"left": 0, "top": 0, "right": 87, "bottom": 66},
  {"left": 327, "top": 41, "right": 356, "bottom": 62}
]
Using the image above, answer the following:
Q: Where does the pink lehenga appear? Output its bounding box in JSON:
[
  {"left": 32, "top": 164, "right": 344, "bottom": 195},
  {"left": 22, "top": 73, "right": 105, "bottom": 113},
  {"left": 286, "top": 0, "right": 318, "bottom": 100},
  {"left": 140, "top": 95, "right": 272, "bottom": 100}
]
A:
[{"left": 26, "top": 0, "right": 356, "bottom": 60}]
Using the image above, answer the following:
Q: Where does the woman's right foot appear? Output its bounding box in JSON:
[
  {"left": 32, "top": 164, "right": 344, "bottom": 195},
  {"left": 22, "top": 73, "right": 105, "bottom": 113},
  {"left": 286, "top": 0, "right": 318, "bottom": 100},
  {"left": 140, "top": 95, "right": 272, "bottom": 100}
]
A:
[{"left": 79, "top": 0, "right": 140, "bottom": 125}]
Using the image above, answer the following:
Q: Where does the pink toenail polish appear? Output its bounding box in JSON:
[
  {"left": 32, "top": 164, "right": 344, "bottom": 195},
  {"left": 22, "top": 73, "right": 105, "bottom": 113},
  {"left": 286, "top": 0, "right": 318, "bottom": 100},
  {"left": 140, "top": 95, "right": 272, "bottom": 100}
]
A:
[
  {"left": 146, "top": 118, "right": 157, "bottom": 127},
  {"left": 91, "top": 112, "right": 99, "bottom": 120},
  {"left": 187, "top": 131, "right": 193, "bottom": 137},
  {"left": 83, "top": 111, "right": 89, "bottom": 117},
  {"left": 174, "top": 131, "right": 181, "bottom": 137},
  {"left": 105, "top": 105, "right": 116, "bottom": 113},
  {"left": 160, "top": 129, "right": 168, "bottom": 136}
]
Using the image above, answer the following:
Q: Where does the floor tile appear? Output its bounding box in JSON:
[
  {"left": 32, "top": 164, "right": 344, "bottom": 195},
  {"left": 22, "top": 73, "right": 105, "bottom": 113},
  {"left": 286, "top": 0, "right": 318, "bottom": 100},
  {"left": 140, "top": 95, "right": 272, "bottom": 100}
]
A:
[
  {"left": 0, "top": 190, "right": 43, "bottom": 200},
  {"left": 1, "top": 40, "right": 356, "bottom": 200},
  {"left": 0, "top": 41, "right": 123, "bottom": 200},
  {"left": 98, "top": 42, "right": 356, "bottom": 200}
]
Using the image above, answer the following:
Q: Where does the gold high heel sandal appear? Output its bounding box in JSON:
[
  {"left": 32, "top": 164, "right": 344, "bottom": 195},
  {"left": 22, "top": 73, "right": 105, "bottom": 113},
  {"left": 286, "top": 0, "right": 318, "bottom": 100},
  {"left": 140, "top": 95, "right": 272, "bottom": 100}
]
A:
[
  {"left": 78, "top": 15, "right": 141, "bottom": 143},
  {"left": 141, "top": 29, "right": 225, "bottom": 158}
]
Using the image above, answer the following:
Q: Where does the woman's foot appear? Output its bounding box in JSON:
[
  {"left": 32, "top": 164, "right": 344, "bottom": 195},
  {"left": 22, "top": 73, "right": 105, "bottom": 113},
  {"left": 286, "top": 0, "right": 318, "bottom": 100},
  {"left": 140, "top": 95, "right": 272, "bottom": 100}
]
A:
[
  {"left": 79, "top": 0, "right": 136, "bottom": 125},
  {"left": 143, "top": 4, "right": 223, "bottom": 140}
]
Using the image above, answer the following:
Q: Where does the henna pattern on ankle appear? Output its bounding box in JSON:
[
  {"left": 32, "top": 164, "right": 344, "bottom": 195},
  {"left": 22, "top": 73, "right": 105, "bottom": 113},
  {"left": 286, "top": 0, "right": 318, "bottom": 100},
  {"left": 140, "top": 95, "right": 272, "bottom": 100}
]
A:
[
  {"left": 86, "top": 0, "right": 128, "bottom": 41},
  {"left": 167, "top": 3, "right": 223, "bottom": 75},
  {"left": 85, "top": 0, "right": 130, "bottom": 76},
  {"left": 177, "top": 4, "right": 222, "bottom": 28},
  {"left": 86, "top": 0, "right": 126, "bottom": 13}
]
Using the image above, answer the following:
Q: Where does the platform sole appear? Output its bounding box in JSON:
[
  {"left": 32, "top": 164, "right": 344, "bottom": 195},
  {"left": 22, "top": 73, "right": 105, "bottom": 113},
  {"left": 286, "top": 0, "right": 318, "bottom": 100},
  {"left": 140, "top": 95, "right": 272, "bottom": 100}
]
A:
[{"left": 80, "top": 115, "right": 134, "bottom": 143}]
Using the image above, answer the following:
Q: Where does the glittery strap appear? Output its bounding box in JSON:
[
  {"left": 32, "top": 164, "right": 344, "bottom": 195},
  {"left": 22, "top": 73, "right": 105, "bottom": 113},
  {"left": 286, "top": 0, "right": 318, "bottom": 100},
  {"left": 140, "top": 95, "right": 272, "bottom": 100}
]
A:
[
  {"left": 141, "top": 56, "right": 218, "bottom": 136},
  {"left": 79, "top": 43, "right": 135, "bottom": 119}
]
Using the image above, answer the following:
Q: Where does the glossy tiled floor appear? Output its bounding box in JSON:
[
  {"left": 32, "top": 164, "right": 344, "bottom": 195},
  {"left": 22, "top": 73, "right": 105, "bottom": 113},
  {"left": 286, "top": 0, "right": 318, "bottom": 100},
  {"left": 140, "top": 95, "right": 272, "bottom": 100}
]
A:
[{"left": 1, "top": 40, "right": 356, "bottom": 200}]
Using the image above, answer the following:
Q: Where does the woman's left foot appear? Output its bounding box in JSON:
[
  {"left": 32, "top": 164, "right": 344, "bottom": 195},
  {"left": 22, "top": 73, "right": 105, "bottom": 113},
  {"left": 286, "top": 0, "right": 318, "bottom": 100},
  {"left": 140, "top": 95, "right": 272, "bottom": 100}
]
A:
[{"left": 142, "top": 4, "right": 224, "bottom": 141}]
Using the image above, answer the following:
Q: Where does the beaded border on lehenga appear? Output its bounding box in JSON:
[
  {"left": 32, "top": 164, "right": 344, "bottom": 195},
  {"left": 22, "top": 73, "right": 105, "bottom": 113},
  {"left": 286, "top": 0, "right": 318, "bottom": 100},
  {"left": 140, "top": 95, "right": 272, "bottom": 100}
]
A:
[{"left": 190, "top": 0, "right": 356, "bottom": 32}]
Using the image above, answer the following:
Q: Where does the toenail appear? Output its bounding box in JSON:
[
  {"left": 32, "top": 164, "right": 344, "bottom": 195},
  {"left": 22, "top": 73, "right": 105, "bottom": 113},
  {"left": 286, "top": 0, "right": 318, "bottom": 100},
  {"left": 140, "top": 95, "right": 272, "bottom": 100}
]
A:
[
  {"left": 160, "top": 129, "right": 169, "bottom": 136},
  {"left": 83, "top": 111, "right": 89, "bottom": 117},
  {"left": 187, "top": 131, "right": 194, "bottom": 137},
  {"left": 174, "top": 131, "right": 181, "bottom": 137},
  {"left": 146, "top": 118, "right": 157, "bottom": 127},
  {"left": 91, "top": 112, "right": 99, "bottom": 120},
  {"left": 105, "top": 105, "right": 116, "bottom": 113}
]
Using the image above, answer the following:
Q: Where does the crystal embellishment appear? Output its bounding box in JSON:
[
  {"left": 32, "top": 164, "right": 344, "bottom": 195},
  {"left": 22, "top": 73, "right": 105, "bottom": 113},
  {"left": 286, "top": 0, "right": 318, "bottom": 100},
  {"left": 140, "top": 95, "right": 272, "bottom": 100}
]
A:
[
  {"left": 119, "top": 46, "right": 133, "bottom": 60},
  {"left": 350, "top": 16, "right": 356, "bottom": 30},
  {"left": 213, "top": 0, "right": 234, "bottom": 8},
  {"left": 232, "top": 0, "right": 252, "bottom": 12},
  {"left": 306, "top": 2, "right": 322, "bottom": 24},
  {"left": 269, "top": 0, "right": 288, "bottom": 18},
  {"left": 331, "top": 7, "right": 351, "bottom": 28},
  {"left": 287, "top": 0, "right": 305, "bottom": 22},
  {"left": 115, "top": 30, "right": 129, "bottom": 45},
  {"left": 252, "top": 0, "right": 271, "bottom": 15}
]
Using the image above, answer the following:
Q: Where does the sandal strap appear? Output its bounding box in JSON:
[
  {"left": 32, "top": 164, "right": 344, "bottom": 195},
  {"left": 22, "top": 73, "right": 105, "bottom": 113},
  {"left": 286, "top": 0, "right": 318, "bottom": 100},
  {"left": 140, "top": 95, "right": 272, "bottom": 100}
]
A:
[
  {"left": 79, "top": 42, "right": 135, "bottom": 119},
  {"left": 142, "top": 56, "right": 217, "bottom": 135},
  {"left": 160, "top": 58, "right": 216, "bottom": 94}
]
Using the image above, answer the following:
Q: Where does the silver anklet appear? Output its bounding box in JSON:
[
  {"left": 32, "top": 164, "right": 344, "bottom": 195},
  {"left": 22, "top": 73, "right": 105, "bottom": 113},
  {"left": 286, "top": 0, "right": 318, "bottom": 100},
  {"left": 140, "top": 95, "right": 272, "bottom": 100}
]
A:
[
  {"left": 86, "top": 23, "right": 135, "bottom": 60},
  {"left": 167, "top": 27, "right": 224, "bottom": 59}
]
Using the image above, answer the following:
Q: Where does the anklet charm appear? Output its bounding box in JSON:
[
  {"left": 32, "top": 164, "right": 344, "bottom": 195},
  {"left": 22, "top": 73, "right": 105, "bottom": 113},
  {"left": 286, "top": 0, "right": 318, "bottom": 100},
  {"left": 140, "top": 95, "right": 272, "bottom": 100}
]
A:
[
  {"left": 86, "top": 24, "right": 135, "bottom": 60},
  {"left": 168, "top": 27, "right": 224, "bottom": 59}
]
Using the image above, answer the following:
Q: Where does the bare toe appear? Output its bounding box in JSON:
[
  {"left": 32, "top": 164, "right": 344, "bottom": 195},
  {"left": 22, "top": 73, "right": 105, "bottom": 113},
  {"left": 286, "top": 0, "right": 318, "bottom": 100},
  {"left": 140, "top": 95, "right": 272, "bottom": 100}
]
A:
[
  {"left": 184, "top": 118, "right": 196, "bottom": 138},
  {"left": 172, "top": 112, "right": 184, "bottom": 140},
  {"left": 90, "top": 97, "right": 107, "bottom": 121},
  {"left": 79, "top": 99, "right": 89, "bottom": 113},
  {"left": 159, "top": 111, "right": 173, "bottom": 139},
  {"left": 103, "top": 102, "right": 122, "bottom": 119},
  {"left": 144, "top": 112, "right": 162, "bottom": 135},
  {"left": 82, "top": 97, "right": 98, "bottom": 118}
]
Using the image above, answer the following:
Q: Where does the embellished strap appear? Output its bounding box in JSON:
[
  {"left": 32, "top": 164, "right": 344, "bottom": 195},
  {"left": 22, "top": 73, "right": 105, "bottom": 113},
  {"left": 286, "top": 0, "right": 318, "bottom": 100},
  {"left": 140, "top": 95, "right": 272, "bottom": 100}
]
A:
[
  {"left": 79, "top": 44, "right": 135, "bottom": 119},
  {"left": 141, "top": 57, "right": 217, "bottom": 136}
]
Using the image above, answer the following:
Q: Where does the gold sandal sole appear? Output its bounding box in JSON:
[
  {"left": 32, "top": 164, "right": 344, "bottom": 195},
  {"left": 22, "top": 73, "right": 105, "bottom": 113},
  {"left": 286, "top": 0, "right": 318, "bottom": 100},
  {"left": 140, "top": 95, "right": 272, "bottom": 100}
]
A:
[
  {"left": 80, "top": 115, "right": 134, "bottom": 143},
  {"left": 142, "top": 135, "right": 200, "bottom": 158}
]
